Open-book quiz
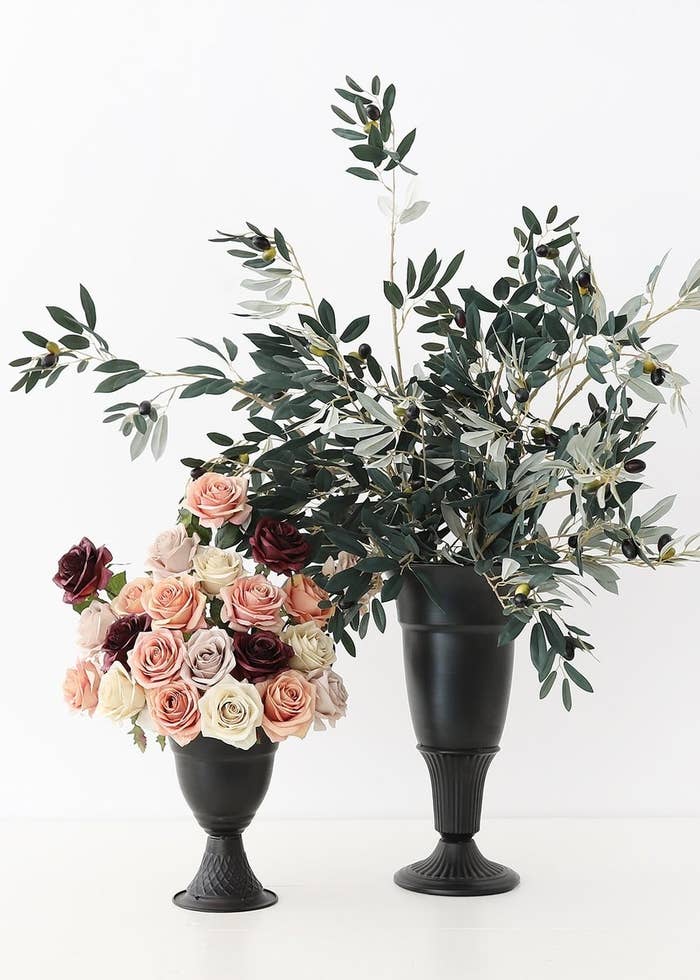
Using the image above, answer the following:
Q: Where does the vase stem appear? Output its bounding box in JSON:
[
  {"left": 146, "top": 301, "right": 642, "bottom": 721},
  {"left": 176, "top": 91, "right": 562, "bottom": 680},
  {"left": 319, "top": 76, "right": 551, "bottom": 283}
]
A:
[{"left": 173, "top": 833, "right": 277, "bottom": 913}]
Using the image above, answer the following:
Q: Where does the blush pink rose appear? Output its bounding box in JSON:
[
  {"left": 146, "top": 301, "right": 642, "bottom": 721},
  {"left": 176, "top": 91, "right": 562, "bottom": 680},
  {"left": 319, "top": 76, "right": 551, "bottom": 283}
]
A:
[
  {"left": 111, "top": 577, "right": 152, "bottom": 617},
  {"left": 184, "top": 473, "right": 252, "bottom": 529},
  {"left": 146, "top": 678, "right": 201, "bottom": 746},
  {"left": 220, "top": 575, "right": 285, "bottom": 634},
  {"left": 141, "top": 575, "right": 206, "bottom": 632},
  {"left": 128, "top": 628, "right": 186, "bottom": 689},
  {"left": 308, "top": 668, "right": 349, "bottom": 731},
  {"left": 282, "top": 574, "right": 334, "bottom": 627},
  {"left": 76, "top": 600, "right": 117, "bottom": 655},
  {"left": 256, "top": 669, "right": 316, "bottom": 742},
  {"left": 145, "top": 526, "right": 199, "bottom": 580},
  {"left": 63, "top": 659, "right": 101, "bottom": 716}
]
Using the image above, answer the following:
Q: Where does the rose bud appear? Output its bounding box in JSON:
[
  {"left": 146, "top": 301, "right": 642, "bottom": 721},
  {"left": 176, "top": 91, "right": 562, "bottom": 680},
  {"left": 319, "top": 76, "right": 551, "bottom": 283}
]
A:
[
  {"left": 249, "top": 517, "right": 312, "bottom": 575},
  {"left": 53, "top": 537, "right": 113, "bottom": 604},
  {"left": 232, "top": 630, "right": 294, "bottom": 683},
  {"left": 102, "top": 613, "right": 151, "bottom": 672}
]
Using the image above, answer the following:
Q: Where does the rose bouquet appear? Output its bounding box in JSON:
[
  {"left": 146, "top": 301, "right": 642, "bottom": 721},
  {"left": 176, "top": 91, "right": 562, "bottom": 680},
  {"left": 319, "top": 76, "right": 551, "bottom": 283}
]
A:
[{"left": 59, "top": 488, "right": 348, "bottom": 753}]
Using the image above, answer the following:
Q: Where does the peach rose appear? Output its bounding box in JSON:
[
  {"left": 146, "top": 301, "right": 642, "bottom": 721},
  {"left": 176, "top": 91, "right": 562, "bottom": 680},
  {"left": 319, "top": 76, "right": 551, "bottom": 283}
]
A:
[
  {"left": 146, "top": 678, "right": 201, "bottom": 746},
  {"left": 283, "top": 574, "right": 333, "bottom": 627},
  {"left": 256, "top": 669, "right": 316, "bottom": 742},
  {"left": 128, "top": 628, "right": 186, "bottom": 689},
  {"left": 220, "top": 574, "right": 285, "bottom": 633},
  {"left": 111, "top": 577, "right": 151, "bottom": 617},
  {"left": 145, "top": 525, "right": 199, "bottom": 580},
  {"left": 76, "top": 600, "right": 117, "bottom": 655},
  {"left": 184, "top": 473, "right": 252, "bottom": 529},
  {"left": 63, "top": 659, "right": 101, "bottom": 715},
  {"left": 308, "top": 668, "right": 348, "bottom": 731},
  {"left": 141, "top": 575, "right": 206, "bottom": 632}
]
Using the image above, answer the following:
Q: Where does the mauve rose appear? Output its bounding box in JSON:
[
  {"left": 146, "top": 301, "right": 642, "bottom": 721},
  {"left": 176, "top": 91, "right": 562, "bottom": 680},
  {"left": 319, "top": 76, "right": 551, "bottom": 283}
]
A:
[
  {"left": 53, "top": 537, "right": 113, "bottom": 604},
  {"left": 111, "top": 577, "right": 151, "bottom": 617},
  {"left": 307, "top": 668, "right": 348, "bottom": 731},
  {"left": 283, "top": 574, "right": 333, "bottom": 627},
  {"left": 256, "top": 669, "right": 316, "bottom": 742},
  {"left": 184, "top": 473, "right": 252, "bottom": 529},
  {"left": 220, "top": 574, "right": 285, "bottom": 633},
  {"left": 146, "top": 678, "right": 201, "bottom": 746},
  {"left": 102, "top": 613, "right": 151, "bottom": 671},
  {"left": 232, "top": 630, "right": 293, "bottom": 683},
  {"left": 145, "top": 526, "right": 199, "bottom": 580},
  {"left": 128, "top": 628, "right": 186, "bottom": 689},
  {"left": 63, "top": 659, "right": 101, "bottom": 715},
  {"left": 76, "top": 600, "right": 117, "bottom": 655},
  {"left": 183, "top": 628, "right": 235, "bottom": 689},
  {"left": 249, "top": 518, "right": 311, "bottom": 575},
  {"left": 141, "top": 575, "right": 206, "bottom": 632}
]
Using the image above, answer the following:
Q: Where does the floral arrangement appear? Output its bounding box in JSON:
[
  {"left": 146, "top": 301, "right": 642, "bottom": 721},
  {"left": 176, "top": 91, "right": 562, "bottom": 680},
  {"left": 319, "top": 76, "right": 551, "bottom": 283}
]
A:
[
  {"left": 58, "top": 492, "right": 348, "bottom": 751},
  {"left": 13, "top": 71, "right": 700, "bottom": 711}
]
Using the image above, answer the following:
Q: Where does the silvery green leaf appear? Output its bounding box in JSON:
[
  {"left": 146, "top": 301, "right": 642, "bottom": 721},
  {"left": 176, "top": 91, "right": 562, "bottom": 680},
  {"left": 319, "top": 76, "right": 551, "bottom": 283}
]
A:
[
  {"left": 130, "top": 425, "right": 150, "bottom": 461},
  {"left": 354, "top": 431, "right": 396, "bottom": 457},
  {"left": 356, "top": 391, "right": 399, "bottom": 428},
  {"left": 151, "top": 414, "right": 168, "bottom": 460},
  {"left": 679, "top": 258, "right": 700, "bottom": 296},
  {"left": 399, "top": 201, "right": 430, "bottom": 224},
  {"left": 627, "top": 377, "right": 666, "bottom": 404},
  {"left": 648, "top": 343, "right": 677, "bottom": 361},
  {"left": 638, "top": 524, "right": 675, "bottom": 542},
  {"left": 489, "top": 436, "right": 507, "bottom": 463},
  {"left": 266, "top": 280, "right": 292, "bottom": 301},
  {"left": 441, "top": 502, "right": 465, "bottom": 541},
  {"left": 641, "top": 495, "right": 676, "bottom": 526},
  {"left": 678, "top": 293, "right": 700, "bottom": 310},
  {"left": 500, "top": 557, "right": 519, "bottom": 580},
  {"left": 239, "top": 300, "right": 286, "bottom": 314},
  {"left": 592, "top": 288, "right": 607, "bottom": 328},
  {"left": 647, "top": 250, "right": 670, "bottom": 293},
  {"left": 581, "top": 559, "right": 619, "bottom": 595},
  {"left": 334, "top": 422, "right": 387, "bottom": 438},
  {"left": 460, "top": 430, "right": 493, "bottom": 447},
  {"left": 241, "top": 278, "right": 280, "bottom": 291},
  {"left": 512, "top": 450, "right": 548, "bottom": 485},
  {"left": 377, "top": 195, "right": 393, "bottom": 218},
  {"left": 618, "top": 295, "right": 647, "bottom": 323}
]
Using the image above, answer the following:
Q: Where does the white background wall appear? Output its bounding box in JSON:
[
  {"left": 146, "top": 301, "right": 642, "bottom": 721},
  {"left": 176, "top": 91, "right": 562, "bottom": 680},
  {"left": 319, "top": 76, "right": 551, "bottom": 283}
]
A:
[{"left": 1, "top": 0, "right": 699, "bottom": 822}]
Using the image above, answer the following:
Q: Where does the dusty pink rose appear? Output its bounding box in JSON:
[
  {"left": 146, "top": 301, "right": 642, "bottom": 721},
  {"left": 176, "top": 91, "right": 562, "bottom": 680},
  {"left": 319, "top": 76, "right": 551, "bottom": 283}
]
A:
[
  {"left": 184, "top": 473, "right": 252, "bottom": 529},
  {"left": 111, "top": 577, "right": 151, "bottom": 617},
  {"left": 141, "top": 575, "right": 206, "bottom": 632},
  {"left": 145, "top": 526, "right": 199, "bottom": 579},
  {"left": 76, "top": 600, "right": 117, "bottom": 655},
  {"left": 146, "top": 678, "right": 201, "bottom": 746},
  {"left": 63, "top": 659, "right": 101, "bottom": 715},
  {"left": 128, "top": 628, "right": 186, "bottom": 689},
  {"left": 256, "top": 669, "right": 316, "bottom": 742},
  {"left": 220, "top": 575, "right": 285, "bottom": 633},
  {"left": 308, "top": 668, "right": 348, "bottom": 731},
  {"left": 183, "top": 628, "right": 235, "bottom": 689},
  {"left": 283, "top": 574, "right": 334, "bottom": 627}
]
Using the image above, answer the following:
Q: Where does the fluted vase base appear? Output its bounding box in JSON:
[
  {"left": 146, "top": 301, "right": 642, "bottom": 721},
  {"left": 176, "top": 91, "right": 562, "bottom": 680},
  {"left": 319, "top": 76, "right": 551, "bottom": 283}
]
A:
[{"left": 394, "top": 838, "right": 519, "bottom": 897}]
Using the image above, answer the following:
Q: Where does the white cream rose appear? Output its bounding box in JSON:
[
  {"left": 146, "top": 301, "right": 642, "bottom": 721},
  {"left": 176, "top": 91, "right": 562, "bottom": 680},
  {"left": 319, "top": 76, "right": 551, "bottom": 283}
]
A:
[
  {"left": 281, "top": 622, "right": 336, "bottom": 672},
  {"left": 199, "top": 678, "right": 263, "bottom": 749},
  {"left": 192, "top": 546, "right": 243, "bottom": 596},
  {"left": 145, "top": 525, "right": 199, "bottom": 580},
  {"left": 76, "top": 600, "right": 117, "bottom": 655},
  {"left": 97, "top": 663, "right": 146, "bottom": 722}
]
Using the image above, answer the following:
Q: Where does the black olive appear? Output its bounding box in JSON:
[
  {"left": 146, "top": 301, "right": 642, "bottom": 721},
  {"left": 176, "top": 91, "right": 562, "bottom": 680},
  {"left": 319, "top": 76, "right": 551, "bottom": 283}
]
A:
[
  {"left": 650, "top": 367, "right": 665, "bottom": 386},
  {"left": 453, "top": 308, "right": 467, "bottom": 328},
  {"left": 621, "top": 538, "right": 639, "bottom": 560},
  {"left": 190, "top": 466, "right": 206, "bottom": 479},
  {"left": 366, "top": 104, "right": 381, "bottom": 121},
  {"left": 514, "top": 387, "right": 530, "bottom": 404},
  {"left": 40, "top": 353, "right": 58, "bottom": 369},
  {"left": 657, "top": 533, "right": 672, "bottom": 553},
  {"left": 405, "top": 403, "right": 419, "bottom": 420},
  {"left": 623, "top": 459, "right": 646, "bottom": 474},
  {"left": 575, "top": 270, "right": 592, "bottom": 293},
  {"left": 358, "top": 343, "right": 372, "bottom": 359},
  {"left": 563, "top": 636, "right": 577, "bottom": 661},
  {"left": 252, "top": 235, "right": 271, "bottom": 251},
  {"left": 545, "top": 433, "right": 559, "bottom": 450},
  {"left": 510, "top": 428, "right": 523, "bottom": 442},
  {"left": 568, "top": 535, "right": 579, "bottom": 550},
  {"left": 513, "top": 593, "right": 529, "bottom": 607},
  {"left": 138, "top": 400, "right": 152, "bottom": 416},
  {"left": 302, "top": 463, "right": 318, "bottom": 479},
  {"left": 409, "top": 477, "right": 424, "bottom": 491},
  {"left": 535, "top": 244, "right": 548, "bottom": 257}
]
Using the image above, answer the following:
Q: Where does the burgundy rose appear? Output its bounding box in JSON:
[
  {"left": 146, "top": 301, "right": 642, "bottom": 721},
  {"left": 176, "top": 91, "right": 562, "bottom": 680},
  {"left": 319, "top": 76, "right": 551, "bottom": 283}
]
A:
[
  {"left": 53, "top": 537, "right": 113, "bottom": 605},
  {"left": 249, "top": 518, "right": 311, "bottom": 574},
  {"left": 102, "top": 613, "right": 151, "bottom": 671},
  {"left": 232, "top": 630, "right": 294, "bottom": 683}
]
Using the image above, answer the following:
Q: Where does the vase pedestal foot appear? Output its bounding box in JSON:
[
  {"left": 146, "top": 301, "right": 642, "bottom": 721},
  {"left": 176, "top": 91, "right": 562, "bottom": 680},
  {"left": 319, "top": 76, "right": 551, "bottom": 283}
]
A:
[
  {"left": 394, "top": 837, "right": 519, "bottom": 897},
  {"left": 173, "top": 833, "right": 278, "bottom": 914}
]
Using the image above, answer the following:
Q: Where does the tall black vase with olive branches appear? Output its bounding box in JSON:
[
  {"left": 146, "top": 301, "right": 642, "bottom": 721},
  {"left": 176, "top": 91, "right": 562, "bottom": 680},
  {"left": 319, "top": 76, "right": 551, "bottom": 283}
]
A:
[{"left": 394, "top": 565, "right": 519, "bottom": 896}]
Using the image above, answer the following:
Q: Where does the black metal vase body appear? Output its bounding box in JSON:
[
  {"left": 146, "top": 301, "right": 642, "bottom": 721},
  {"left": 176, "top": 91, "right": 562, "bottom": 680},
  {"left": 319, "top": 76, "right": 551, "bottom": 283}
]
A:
[
  {"left": 170, "top": 734, "right": 278, "bottom": 912},
  {"left": 395, "top": 564, "right": 519, "bottom": 896}
]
